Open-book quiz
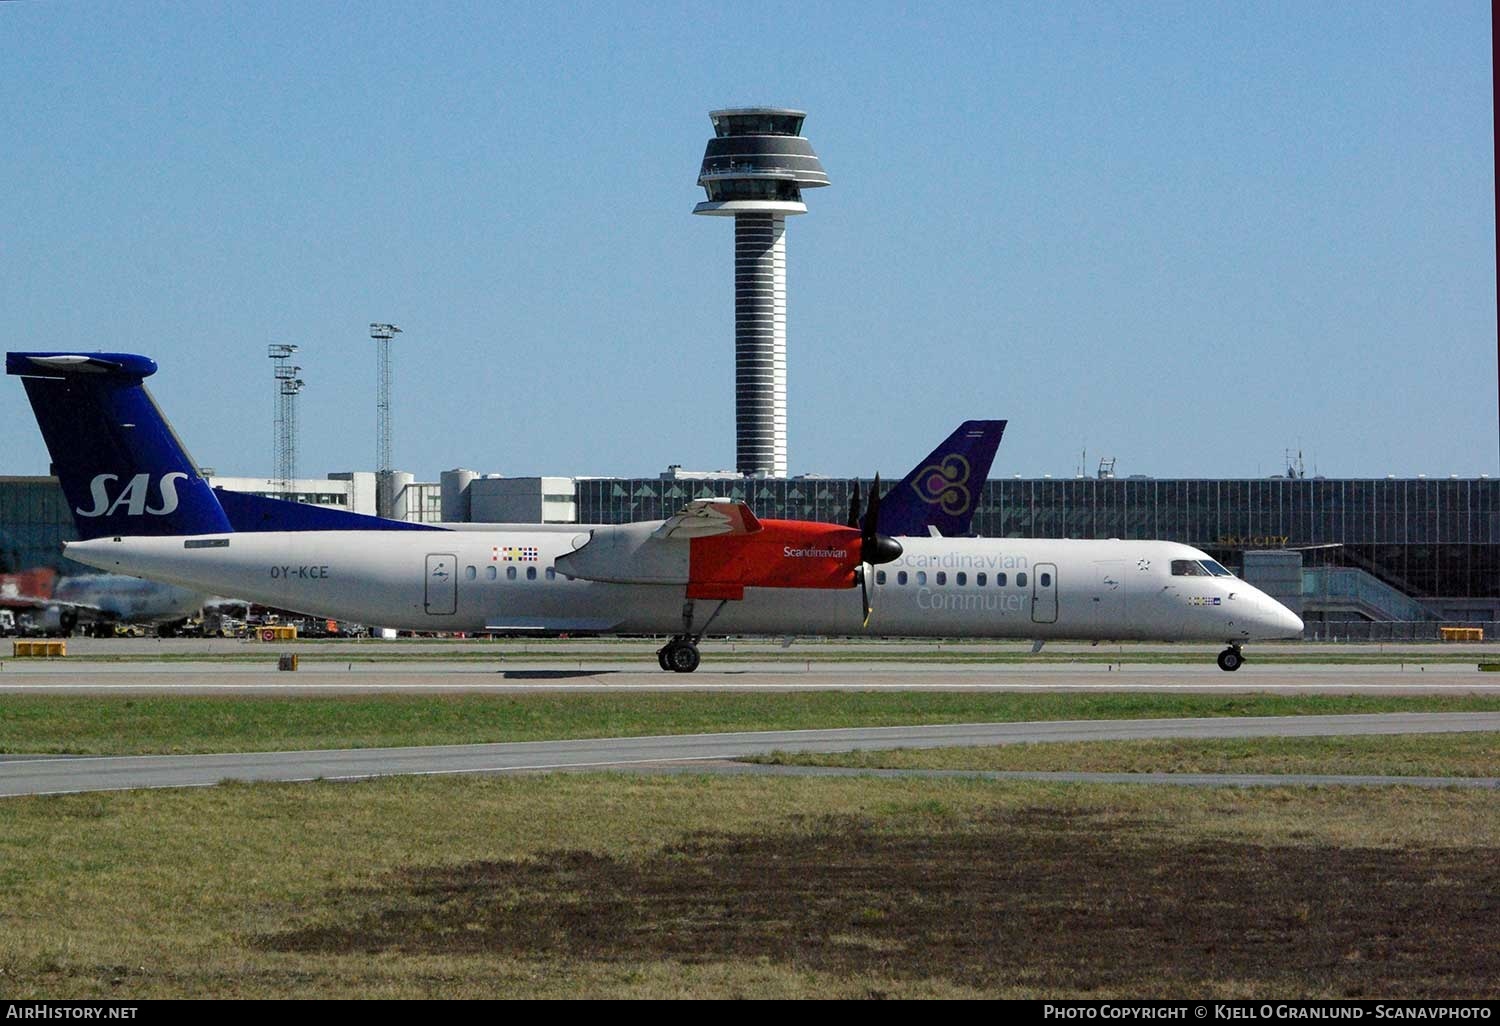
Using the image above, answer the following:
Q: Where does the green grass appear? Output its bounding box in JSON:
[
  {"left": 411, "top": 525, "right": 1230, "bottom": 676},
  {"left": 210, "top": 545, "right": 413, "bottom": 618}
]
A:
[
  {"left": 746, "top": 732, "right": 1500, "bottom": 778},
  {"left": 0, "top": 774, "right": 1494, "bottom": 998},
  {"left": 2, "top": 692, "right": 1499, "bottom": 755}
]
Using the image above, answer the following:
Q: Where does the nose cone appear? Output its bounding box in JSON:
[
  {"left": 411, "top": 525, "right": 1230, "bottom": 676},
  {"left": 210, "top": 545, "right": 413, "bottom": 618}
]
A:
[{"left": 1257, "top": 596, "right": 1304, "bottom": 639}]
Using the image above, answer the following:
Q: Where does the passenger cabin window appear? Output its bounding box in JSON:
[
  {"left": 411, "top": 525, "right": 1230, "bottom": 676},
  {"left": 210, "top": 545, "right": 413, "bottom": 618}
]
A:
[
  {"left": 956, "top": 572, "right": 967, "bottom": 586},
  {"left": 506, "top": 566, "right": 517, "bottom": 580},
  {"left": 977, "top": 573, "right": 986, "bottom": 586},
  {"left": 1017, "top": 572, "right": 1028, "bottom": 587},
  {"left": 996, "top": 573, "right": 1007, "bottom": 587},
  {"left": 464, "top": 565, "right": 476, "bottom": 581},
  {"left": 916, "top": 571, "right": 927, "bottom": 586},
  {"left": 526, "top": 566, "right": 537, "bottom": 580},
  {"left": 875, "top": 570, "right": 886, "bottom": 585},
  {"left": 936, "top": 572, "right": 946, "bottom": 586},
  {"left": 1040, "top": 572, "right": 1051, "bottom": 587},
  {"left": 1171, "top": 560, "right": 1212, "bottom": 577},
  {"left": 546, "top": 567, "right": 556, "bottom": 581},
  {"left": 486, "top": 566, "right": 497, "bottom": 581},
  {"left": 897, "top": 571, "right": 908, "bottom": 586}
]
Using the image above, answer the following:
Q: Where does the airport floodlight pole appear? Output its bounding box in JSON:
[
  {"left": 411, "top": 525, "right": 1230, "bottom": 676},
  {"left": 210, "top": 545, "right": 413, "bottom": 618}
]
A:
[
  {"left": 694, "top": 108, "right": 828, "bottom": 478},
  {"left": 267, "top": 344, "right": 302, "bottom": 500},
  {"left": 370, "top": 323, "right": 403, "bottom": 518}
]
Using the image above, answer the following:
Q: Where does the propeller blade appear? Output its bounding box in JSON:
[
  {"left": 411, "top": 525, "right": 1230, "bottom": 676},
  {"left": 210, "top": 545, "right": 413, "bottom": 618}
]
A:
[
  {"left": 860, "top": 566, "right": 871, "bottom": 627},
  {"left": 847, "top": 480, "right": 862, "bottom": 529},
  {"left": 858, "top": 472, "right": 904, "bottom": 566}
]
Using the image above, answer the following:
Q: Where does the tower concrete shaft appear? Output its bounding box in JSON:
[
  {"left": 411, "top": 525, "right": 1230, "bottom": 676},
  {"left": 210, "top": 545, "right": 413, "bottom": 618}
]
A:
[
  {"left": 694, "top": 107, "right": 827, "bottom": 478},
  {"left": 735, "top": 213, "right": 788, "bottom": 475}
]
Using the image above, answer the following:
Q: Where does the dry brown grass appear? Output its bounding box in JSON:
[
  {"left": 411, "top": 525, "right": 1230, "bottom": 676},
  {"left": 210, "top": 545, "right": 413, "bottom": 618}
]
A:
[{"left": 0, "top": 774, "right": 1495, "bottom": 998}]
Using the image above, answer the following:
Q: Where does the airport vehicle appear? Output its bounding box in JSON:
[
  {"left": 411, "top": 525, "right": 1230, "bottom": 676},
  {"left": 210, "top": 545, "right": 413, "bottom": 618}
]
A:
[{"left": 8, "top": 351, "right": 1301, "bottom": 671}]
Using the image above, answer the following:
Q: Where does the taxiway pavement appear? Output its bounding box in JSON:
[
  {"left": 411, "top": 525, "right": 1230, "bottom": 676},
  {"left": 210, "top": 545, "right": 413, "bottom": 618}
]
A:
[
  {"left": 2, "top": 711, "right": 1496, "bottom": 797},
  {"left": 1, "top": 659, "right": 1497, "bottom": 694}
]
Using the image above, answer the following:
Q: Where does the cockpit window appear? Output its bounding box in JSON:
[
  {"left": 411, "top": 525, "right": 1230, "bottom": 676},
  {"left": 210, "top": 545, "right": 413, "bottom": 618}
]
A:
[
  {"left": 1171, "top": 559, "right": 1211, "bottom": 577},
  {"left": 1200, "top": 559, "right": 1233, "bottom": 577}
]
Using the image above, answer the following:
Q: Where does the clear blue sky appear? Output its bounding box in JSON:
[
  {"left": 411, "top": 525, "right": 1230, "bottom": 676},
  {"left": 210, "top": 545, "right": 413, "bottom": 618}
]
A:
[{"left": 3, "top": 1, "right": 1493, "bottom": 481}]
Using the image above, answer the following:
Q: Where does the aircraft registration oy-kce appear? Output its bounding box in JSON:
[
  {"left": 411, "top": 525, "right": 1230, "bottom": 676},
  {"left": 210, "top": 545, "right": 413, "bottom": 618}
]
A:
[{"left": 8, "top": 352, "right": 1302, "bottom": 671}]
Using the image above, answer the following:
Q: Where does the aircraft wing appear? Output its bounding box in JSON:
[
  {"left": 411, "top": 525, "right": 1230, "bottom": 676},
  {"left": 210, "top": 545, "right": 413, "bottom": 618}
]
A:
[
  {"left": 41, "top": 599, "right": 115, "bottom": 620},
  {"left": 0, "top": 595, "right": 112, "bottom": 620},
  {"left": 652, "top": 498, "right": 762, "bottom": 539}
]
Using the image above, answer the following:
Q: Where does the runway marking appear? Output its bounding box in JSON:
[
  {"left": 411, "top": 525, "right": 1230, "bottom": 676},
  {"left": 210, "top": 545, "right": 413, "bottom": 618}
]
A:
[{"left": 1, "top": 680, "right": 1498, "bottom": 691}]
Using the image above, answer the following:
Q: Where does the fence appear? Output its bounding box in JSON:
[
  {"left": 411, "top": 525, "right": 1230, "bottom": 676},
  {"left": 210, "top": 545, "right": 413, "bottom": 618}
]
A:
[{"left": 1303, "top": 620, "right": 1496, "bottom": 642}]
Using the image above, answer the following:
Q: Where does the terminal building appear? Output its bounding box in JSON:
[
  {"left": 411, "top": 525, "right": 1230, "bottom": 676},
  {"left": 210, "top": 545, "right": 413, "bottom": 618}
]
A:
[{"left": 4, "top": 471, "right": 1496, "bottom": 632}]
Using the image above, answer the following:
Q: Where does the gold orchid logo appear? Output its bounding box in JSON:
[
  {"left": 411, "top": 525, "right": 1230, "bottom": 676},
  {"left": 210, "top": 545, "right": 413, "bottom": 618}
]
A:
[{"left": 910, "top": 454, "right": 972, "bottom": 515}]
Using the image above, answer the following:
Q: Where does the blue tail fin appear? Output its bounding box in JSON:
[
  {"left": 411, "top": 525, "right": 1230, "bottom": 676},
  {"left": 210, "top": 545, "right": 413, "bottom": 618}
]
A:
[
  {"left": 7, "top": 352, "right": 234, "bottom": 539},
  {"left": 876, "top": 420, "right": 1006, "bottom": 537}
]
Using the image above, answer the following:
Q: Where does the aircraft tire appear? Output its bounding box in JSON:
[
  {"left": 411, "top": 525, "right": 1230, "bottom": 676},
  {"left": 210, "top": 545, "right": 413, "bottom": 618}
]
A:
[
  {"left": 1217, "top": 647, "right": 1244, "bottom": 672},
  {"left": 668, "top": 643, "right": 701, "bottom": 674},
  {"left": 657, "top": 647, "right": 671, "bottom": 672}
]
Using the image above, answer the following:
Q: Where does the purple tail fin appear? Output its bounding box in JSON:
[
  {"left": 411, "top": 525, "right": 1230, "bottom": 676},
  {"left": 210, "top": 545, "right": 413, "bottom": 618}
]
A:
[{"left": 875, "top": 420, "right": 1005, "bottom": 537}]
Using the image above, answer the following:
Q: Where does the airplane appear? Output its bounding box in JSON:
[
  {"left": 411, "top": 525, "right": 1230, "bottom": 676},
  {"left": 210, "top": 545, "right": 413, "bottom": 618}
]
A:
[
  {"left": 7, "top": 351, "right": 1302, "bottom": 672},
  {"left": 1, "top": 570, "right": 208, "bottom": 637}
]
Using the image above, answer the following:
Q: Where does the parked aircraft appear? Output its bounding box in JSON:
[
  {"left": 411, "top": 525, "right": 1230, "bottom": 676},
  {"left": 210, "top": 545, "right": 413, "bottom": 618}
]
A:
[
  {"left": 0, "top": 566, "right": 209, "bottom": 636},
  {"left": 8, "top": 351, "right": 1300, "bottom": 670}
]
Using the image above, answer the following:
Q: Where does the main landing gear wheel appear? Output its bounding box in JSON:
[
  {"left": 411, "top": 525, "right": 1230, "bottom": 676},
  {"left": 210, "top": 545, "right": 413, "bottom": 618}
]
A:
[
  {"left": 661, "top": 641, "right": 701, "bottom": 674},
  {"left": 655, "top": 599, "right": 724, "bottom": 673},
  {"left": 1217, "top": 646, "right": 1244, "bottom": 672}
]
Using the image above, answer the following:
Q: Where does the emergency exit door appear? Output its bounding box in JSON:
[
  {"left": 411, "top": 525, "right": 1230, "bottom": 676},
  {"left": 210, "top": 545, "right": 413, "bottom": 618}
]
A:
[{"left": 425, "top": 553, "right": 457, "bottom": 615}]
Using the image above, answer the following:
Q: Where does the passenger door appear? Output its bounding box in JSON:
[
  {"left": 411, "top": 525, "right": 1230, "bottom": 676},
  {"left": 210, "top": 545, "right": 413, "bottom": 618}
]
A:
[{"left": 425, "top": 553, "right": 457, "bottom": 615}]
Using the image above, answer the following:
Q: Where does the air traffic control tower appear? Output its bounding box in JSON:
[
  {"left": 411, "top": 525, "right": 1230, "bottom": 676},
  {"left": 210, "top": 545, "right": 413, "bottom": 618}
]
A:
[{"left": 694, "top": 108, "right": 828, "bottom": 478}]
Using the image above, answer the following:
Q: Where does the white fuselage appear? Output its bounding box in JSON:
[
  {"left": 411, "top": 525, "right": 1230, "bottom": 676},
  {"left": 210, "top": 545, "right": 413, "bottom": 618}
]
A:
[{"left": 65, "top": 530, "right": 1304, "bottom": 643}]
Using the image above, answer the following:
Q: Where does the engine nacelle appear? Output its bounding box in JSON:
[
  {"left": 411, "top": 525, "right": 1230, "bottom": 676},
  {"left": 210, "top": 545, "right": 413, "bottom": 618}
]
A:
[
  {"left": 555, "top": 516, "right": 868, "bottom": 600},
  {"left": 686, "top": 520, "right": 861, "bottom": 600}
]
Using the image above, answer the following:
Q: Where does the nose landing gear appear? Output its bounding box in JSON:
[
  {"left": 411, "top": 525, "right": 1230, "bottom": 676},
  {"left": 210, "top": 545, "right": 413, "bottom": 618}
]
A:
[{"left": 1216, "top": 645, "right": 1244, "bottom": 672}]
